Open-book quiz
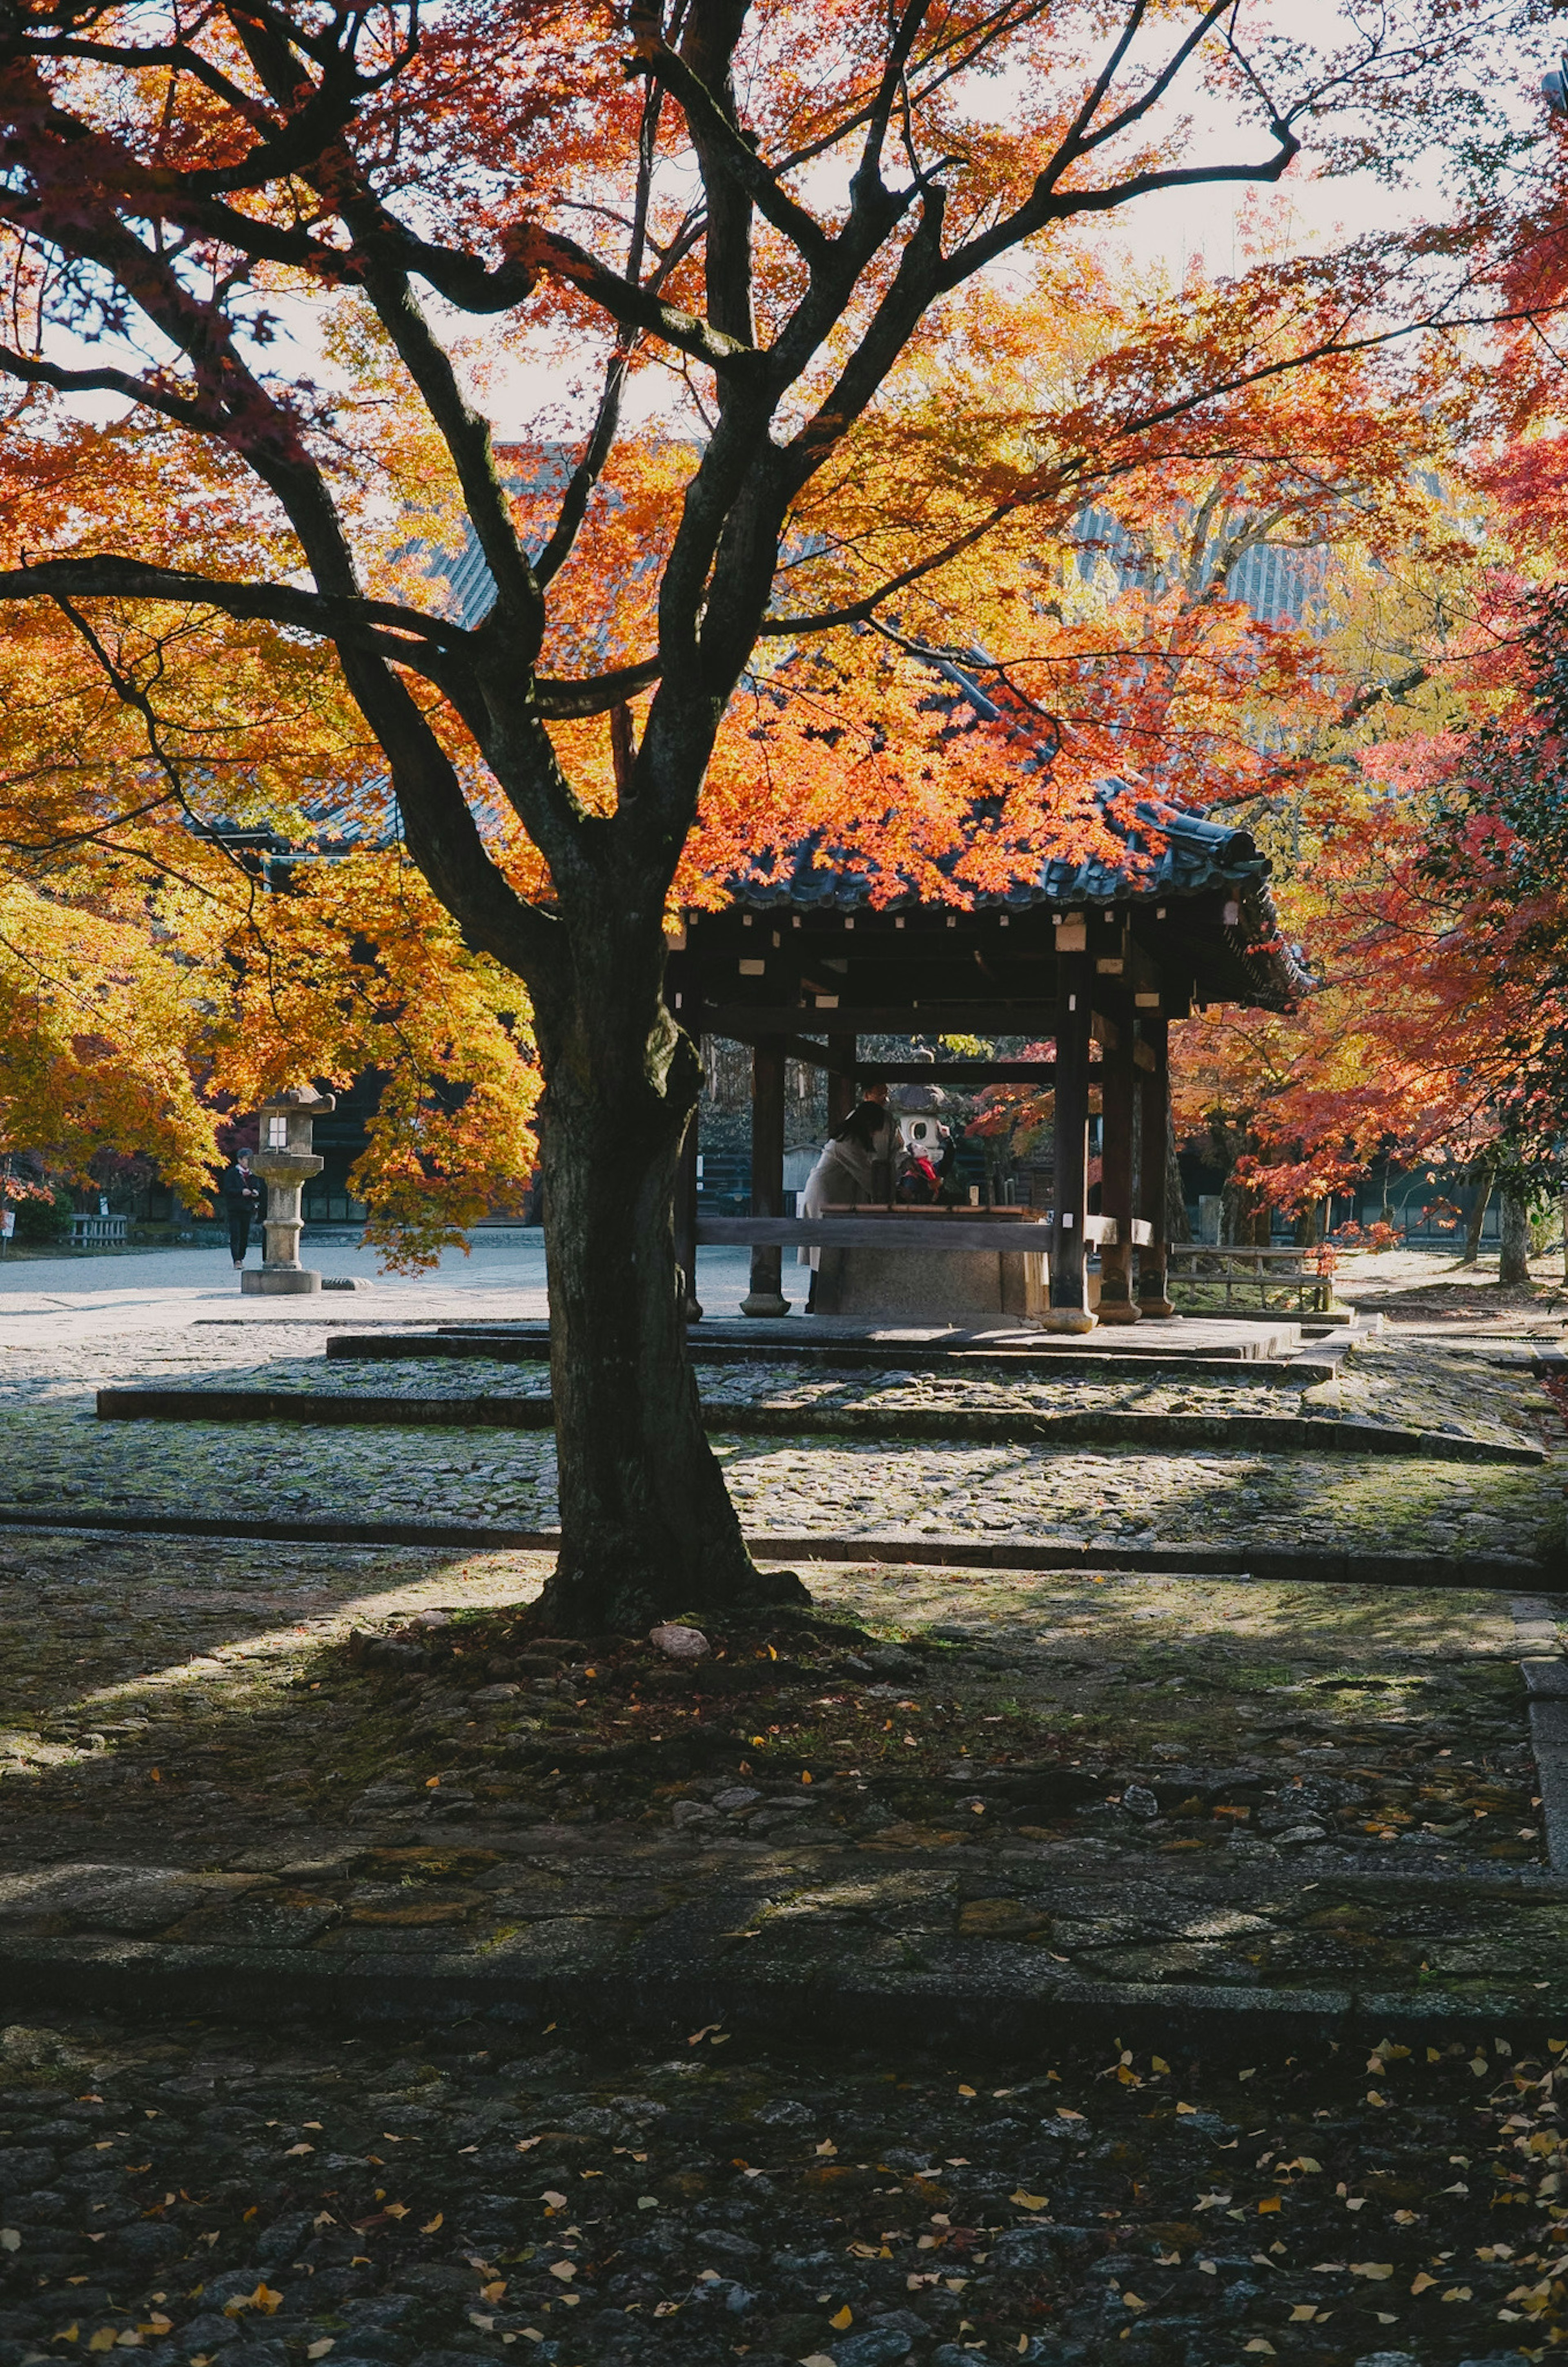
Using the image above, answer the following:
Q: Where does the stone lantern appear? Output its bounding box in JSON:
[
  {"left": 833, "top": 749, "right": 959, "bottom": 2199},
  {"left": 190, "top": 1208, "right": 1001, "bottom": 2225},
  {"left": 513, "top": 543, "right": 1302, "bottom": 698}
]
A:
[{"left": 241, "top": 1086, "right": 336, "bottom": 1296}]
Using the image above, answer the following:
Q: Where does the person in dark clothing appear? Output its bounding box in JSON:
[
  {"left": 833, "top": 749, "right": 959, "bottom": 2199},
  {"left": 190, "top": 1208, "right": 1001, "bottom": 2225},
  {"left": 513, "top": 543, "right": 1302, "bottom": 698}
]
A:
[{"left": 219, "top": 1152, "right": 260, "bottom": 1268}]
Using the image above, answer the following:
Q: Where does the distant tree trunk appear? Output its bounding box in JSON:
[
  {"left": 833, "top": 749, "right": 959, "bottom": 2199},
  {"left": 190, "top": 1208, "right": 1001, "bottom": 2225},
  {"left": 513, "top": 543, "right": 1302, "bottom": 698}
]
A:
[
  {"left": 1222, "top": 1176, "right": 1272, "bottom": 1246},
  {"left": 1499, "top": 1189, "right": 1532, "bottom": 1286},
  {"left": 1294, "top": 1199, "right": 1325, "bottom": 1247},
  {"left": 1460, "top": 1159, "right": 1494, "bottom": 1265}
]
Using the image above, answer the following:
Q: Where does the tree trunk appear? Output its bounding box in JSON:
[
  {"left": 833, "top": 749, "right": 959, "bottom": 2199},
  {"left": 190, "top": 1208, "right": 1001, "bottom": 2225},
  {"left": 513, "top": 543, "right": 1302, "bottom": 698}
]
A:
[
  {"left": 1499, "top": 1188, "right": 1532, "bottom": 1287},
  {"left": 523, "top": 938, "right": 807, "bottom": 1637},
  {"left": 1460, "top": 1161, "right": 1493, "bottom": 1265}
]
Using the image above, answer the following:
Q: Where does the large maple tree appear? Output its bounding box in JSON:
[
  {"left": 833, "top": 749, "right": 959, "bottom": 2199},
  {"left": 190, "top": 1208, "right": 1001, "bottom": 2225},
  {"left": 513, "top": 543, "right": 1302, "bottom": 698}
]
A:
[
  {"left": 0, "top": 0, "right": 1547, "bottom": 1628},
  {"left": 1164, "top": 143, "right": 1568, "bottom": 1251}
]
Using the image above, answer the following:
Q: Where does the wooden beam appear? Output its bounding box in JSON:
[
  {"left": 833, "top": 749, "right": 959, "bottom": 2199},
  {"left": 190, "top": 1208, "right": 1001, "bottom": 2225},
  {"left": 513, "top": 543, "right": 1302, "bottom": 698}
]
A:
[
  {"left": 1138, "top": 1012, "right": 1173, "bottom": 1316},
  {"left": 697, "top": 1214, "right": 1135, "bottom": 1249},
  {"left": 1098, "top": 1000, "right": 1139, "bottom": 1325},
  {"left": 827, "top": 1033, "right": 856, "bottom": 1130},
  {"left": 742, "top": 1041, "right": 791, "bottom": 1316},
  {"left": 852, "top": 1062, "right": 1063, "bottom": 1085},
  {"left": 697, "top": 1002, "right": 1058, "bottom": 1036},
  {"left": 699, "top": 1216, "right": 1051, "bottom": 1252},
  {"left": 690, "top": 1017, "right": 853, "bottom": 1072},
  {"left": 1046, "top": 951, "right": 1095, "bottom": 1332}
]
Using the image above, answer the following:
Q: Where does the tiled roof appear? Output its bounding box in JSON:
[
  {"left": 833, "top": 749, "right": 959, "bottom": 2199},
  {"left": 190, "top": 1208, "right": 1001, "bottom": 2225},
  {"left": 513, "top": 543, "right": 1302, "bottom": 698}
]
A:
[
  {"left": 731, "top": 785, "right": 1310, "bottom": 1010},
  {"left": 733, "top": 788, "right": 1271, "bottom": 911}
]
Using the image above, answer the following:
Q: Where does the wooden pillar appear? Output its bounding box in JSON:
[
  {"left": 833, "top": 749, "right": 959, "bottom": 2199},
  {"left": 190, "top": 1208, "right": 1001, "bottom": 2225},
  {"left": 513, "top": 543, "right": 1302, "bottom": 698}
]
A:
[
  {"left": 1138, "top": 1012, "right": 1174, "bottom": 1316},
  {"left": 1097, "top": 1003, "right": 1138, "bottom": 1324},
  {"left": 675, "top": 1037, "right": 703, "bottom": 1324},
  {"left": 827, "top": 1034, "right": 855, "bottom": 1132},
  {"left": 1046, "top": 947, "right": 1096, "bottom": 1332},
  {"left": 742, "top": 1037, "right": 791, "bottom": 1317}
]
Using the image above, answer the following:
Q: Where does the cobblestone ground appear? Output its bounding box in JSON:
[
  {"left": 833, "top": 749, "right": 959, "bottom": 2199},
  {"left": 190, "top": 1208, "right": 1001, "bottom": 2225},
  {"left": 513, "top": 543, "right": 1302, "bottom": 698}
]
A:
[
  {"left": 0, "top": 1400, "right": 1558, "bottom": 1560},
  {"left": 1, "top": 2008, "right": 1566, "bottom": 2367},
  {"left": 0, "top": 1538, "right": 1554, "bottom": 1982},
  {"left": 7, "top": 1323, "right": 1551, "bottom": 1458}
]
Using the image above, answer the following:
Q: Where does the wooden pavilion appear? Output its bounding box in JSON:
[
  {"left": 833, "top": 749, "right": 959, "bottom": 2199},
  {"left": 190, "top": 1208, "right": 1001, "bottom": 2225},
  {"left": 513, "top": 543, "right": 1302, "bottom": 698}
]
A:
[{"left": 665, "top": 796, "right": 1307, "bottom": 1334}]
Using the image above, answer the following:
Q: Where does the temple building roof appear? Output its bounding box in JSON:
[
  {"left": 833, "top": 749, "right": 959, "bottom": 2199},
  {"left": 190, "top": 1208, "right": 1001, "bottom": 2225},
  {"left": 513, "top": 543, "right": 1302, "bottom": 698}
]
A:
[{"left": 722, "top": 785, "right": 1308, "bottom": 1014}]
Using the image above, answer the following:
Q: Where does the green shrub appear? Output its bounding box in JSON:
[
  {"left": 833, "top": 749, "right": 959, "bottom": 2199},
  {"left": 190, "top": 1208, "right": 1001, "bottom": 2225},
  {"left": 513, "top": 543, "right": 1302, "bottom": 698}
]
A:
[{"left": 12, "top": 1186, "right": 72, "bottom": 1244}]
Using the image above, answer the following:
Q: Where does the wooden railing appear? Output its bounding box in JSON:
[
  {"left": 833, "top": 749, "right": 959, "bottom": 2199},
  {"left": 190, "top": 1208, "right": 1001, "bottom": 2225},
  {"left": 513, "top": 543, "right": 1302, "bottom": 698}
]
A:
[
  {"left": 695, "top": 1211, "right": 1152, "bottom": 1252},
  {"left": 1167, "top": 1244, "right": 1343, "bottom": 1313},
  {"left": 69, "top": 1213, "right": 129, "bottom": 1247}
]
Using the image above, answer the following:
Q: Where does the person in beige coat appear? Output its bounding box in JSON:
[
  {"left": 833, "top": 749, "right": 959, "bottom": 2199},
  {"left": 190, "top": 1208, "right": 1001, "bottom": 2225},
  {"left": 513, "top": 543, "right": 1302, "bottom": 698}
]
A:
[{"left": 799, "top": 1082, "right": 898, "bottom": 1312}]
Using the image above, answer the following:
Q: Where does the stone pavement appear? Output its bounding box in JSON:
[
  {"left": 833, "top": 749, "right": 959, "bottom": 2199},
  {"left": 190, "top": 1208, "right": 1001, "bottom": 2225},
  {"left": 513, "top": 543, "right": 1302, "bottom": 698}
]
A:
[
  {"left": 93, "top": 1335, "right": 1555, "bottom": 1463},
  {"left": 0, "top": 1403, "right": 1559, "bottom": 1575},
  {"left": 0, "top": 1533, "right": 1561, "bottom": 2030}
]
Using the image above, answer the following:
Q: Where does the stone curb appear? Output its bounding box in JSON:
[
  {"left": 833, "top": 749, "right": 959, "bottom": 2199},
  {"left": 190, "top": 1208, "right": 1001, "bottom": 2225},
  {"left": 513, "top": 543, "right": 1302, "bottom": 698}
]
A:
[
  {"left": 752, "top": 1535, "right": 1568, "bottom": 1589},
  {"left": 0, "top": 1504, "right": 1560, "bottom": 1591},
  {"left": 94, "top": 1385, "right": 1544, "bottom": 1465},
  {"left": 1525, "top": 1664, "right": 1568, "bottom": 1876},
  {"left": 1512, "top": 1598, "right": 1568, "bottom": 1873},
  {"left": 331, "top": 1327, "right": 1330, "bottom": 1381},
  {"left": 0, "top": 1930, "right": 1562, "bottom": 2055}
]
